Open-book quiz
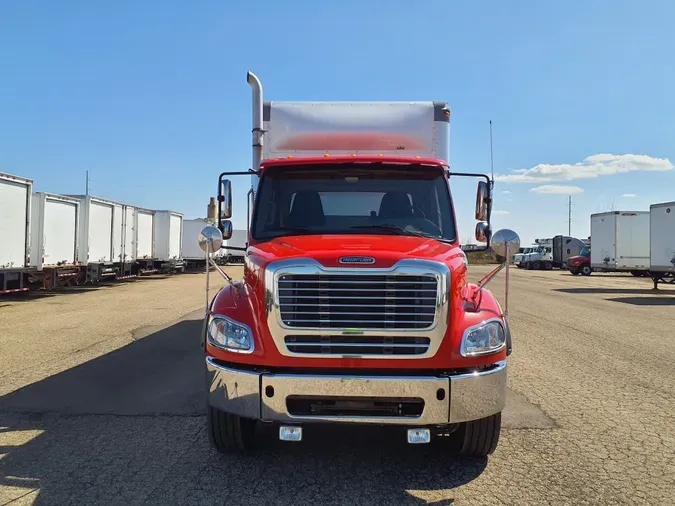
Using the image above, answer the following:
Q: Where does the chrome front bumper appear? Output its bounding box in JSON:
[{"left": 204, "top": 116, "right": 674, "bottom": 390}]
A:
[{"left": 206, "top": 357, "right": 507, "bottom": 425}]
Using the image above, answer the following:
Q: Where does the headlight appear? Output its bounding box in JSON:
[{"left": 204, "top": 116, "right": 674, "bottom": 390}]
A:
[
  {"left": 207, "top": 315, "right": 254, "bottom": 353},
  {"left": 460, "top": 319, "right": 506, "bottom": 357}
]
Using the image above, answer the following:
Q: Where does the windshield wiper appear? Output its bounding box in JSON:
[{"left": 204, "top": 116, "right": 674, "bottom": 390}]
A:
[{"left": 350, "top": 224, "right": 452, "bottom": 243}]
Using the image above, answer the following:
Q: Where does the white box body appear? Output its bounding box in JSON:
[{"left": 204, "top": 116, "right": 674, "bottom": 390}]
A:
[
  {"left": 649, "top": 201, "right": 675, "bottom": 273},
  {"left": 590, "top": 211, "right": 650, "bottom": 270},
  {"left": 121, "top": 205, "right": 137, "bottom": 263},
  {"left": 182, "top": 218, "right": 217, "bottom": 260},
  {"left": 252, "top": 100, "right": 451, "bottom": 189},
  {"left": 154, "top": 210, "right": 183, "bottom": 261},
  {"left": 0, "top": 172, "right": 32, "bottom": 269},
  {"left": 67, "top": 195, "right": 121, "bottom": 265},
  {"left": 136, "top": 208, "right": 156, "bottom": 260},
  {"left": 30, "top": 192, "right": 80, "bottom": 269}
]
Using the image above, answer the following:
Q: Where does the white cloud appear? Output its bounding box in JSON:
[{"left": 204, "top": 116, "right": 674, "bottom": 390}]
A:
[
  {"left": 501, "top": 190, "right": 511, "bottom": 195},
  {"left": 622, "top": 193, "right": 636, "bottom": 198},
  {"left": 495, "top": 154, "right": 672, "bottom": 183},
  {"left": 493, "top": 210, "right": 511, "bottom": 215},
  {"left": 530, "top": 185, "right": 584, "bottom": 195}
]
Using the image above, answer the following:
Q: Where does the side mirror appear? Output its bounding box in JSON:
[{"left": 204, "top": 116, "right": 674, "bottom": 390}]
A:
[
  {"left": 490, "top": 229, "right": 521, "bottom": 264},
  {"left": 220, "top": 179, "right": 233, "bottom": 219},
  {"left": 475, "top": 222, "right": 491, "bottom": 243},
  {"left": 475, "top": 181, "right": 490, "bottom": 221},
  {"left": 198, "top": 225, "right": 224, "bottom": 253},
  {"left": 221, "top": 220, "right": 233, "bottom": 240}
]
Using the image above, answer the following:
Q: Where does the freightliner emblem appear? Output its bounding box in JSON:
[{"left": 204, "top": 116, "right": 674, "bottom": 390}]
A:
[{"left": 338, "top": 256, "right": 376, "bottom": 265}]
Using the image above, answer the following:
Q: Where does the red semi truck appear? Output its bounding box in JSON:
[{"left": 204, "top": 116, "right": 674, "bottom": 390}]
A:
[{"left": 198, "top": 72, "right": 520, "bottom": 457}]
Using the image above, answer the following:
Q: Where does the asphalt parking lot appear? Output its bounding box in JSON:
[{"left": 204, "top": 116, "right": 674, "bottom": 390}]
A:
[{"left": 1, "top": 266, "right": 674, "bottom": 505}]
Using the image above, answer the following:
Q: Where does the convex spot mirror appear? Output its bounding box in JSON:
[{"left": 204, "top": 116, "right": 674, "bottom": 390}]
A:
[
  {"left": 475, "top": 181, "right": 490, "bottom": 222},
  {"left": 491, "top": 229, "right": 521, "bottom": 263},
  {"left": 198, "top": 225, "right": 224, "bottom": 253}
]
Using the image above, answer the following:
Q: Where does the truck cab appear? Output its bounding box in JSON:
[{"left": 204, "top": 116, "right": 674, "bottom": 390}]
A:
[
  {"left": 514, "top": 247, "right": 534, "bottom": 267},
  {"left": 523, "top": 245, "right": 553, "bottom": 270},
  {"left": 198, "top": 72, "right": 520, "bottom": 458},
  {"left": 568, "top": 246, "right": 592, "bottom": 276}
]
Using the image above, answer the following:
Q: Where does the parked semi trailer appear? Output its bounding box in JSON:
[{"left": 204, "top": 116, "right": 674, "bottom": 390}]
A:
[
  {"left": 649, "top": 201, "right": 675, "bottom": 287},
  {"left": 135, "top": 208, "right": 157, "bottom": 274},
  {"left": 67, "top": 195, "right": 122, "bottom": 283},
  {"left": 590, "top": 211, "right": 650, "bottom": 276},
  {"left": 117, "top": 203, "right": 138, "bottom": 279},
  {"left": 29, "top": 192, "right": 83, "bottom": 289},
  {"left": 0, "top": 172, "right": 33, "bottom": 294},
  {"left": 197, "top": 71, "right": 520, "bottom": 457},
  {"left": 154, "top": 210, "right": 185, "bottom": 273}
]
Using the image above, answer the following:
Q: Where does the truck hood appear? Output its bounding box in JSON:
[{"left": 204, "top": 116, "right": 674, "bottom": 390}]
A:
[{"left": 249, "top": 234, "right": 460, "bottom": 269}]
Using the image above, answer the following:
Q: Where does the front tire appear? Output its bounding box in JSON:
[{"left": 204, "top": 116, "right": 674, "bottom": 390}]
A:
[
  {"left": 532, "top": 261, "right": 541, "bottom": 270},
  {"left": 456, "top": 412, "right": 502, "bottom": 457},
  {"left": 207, "top": 405, "right": 257, "bottom": 454}
]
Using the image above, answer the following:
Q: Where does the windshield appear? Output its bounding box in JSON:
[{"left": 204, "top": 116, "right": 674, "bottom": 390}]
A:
[
  {"left": 580, "top": 247, "right": 590, "bottom": 257},
  {"left": 251, "top": 164, "right": 457, "bottom": 242}
]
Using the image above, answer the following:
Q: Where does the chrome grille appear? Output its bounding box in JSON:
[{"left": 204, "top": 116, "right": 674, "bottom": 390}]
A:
[
  {"left": 284, "top": 335, "right": 431, "bottom": 355},
  {"left": 278, "top": 274, "right": 438, "bottom": 329}
]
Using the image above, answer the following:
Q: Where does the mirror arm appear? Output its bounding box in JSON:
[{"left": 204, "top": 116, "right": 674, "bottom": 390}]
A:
[{"left": 447, "top": 171, "right": 493, "bottom": 252}]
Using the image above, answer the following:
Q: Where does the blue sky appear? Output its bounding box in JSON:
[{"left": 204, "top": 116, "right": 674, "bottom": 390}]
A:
[{"left": 1, "top": 0, "right": 673, "bottom": 246}]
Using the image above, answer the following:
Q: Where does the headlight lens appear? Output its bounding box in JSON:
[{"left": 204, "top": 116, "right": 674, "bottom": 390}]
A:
[
  {"left": 207, "top": 316, "right": 254, "bottom": 353},
  {"left": 461, "top": 319, "right": 506, "bottom": 357}
]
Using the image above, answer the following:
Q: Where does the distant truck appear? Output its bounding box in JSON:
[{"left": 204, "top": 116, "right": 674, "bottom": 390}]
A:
[
  {"left": 522, "top": 239, "right": 553, "bottom": 269},
  {"left": 590, "top": 211, "right": 650, "bottom": 276},
  {"left": 567, "top": 246, "right": 592, "bottom": 276},
  {"left": 648, "top": 202, "right": 675, "bottom": 287},
  {"left": 514, "top": 247, "right": 534, "bottom": 267},
  {"left": 552, "top": 235, "right": 587, "bottom": 269}
]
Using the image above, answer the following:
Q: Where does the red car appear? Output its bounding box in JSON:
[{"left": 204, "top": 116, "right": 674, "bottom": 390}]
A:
[{"left": 568, "top": 247, "right": 592, "bottom": 275}]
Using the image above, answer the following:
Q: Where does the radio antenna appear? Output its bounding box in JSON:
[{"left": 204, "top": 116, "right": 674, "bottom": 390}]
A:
[{"left": 489, "top": 120, "right": 494, "bottom": 185}]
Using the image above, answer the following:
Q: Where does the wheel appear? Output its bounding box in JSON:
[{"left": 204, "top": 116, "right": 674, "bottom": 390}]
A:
[
  {"left": 456, "top": 412, "right": 502, "bottom": 457},
  {"left": 581, "top": 265, "right": 592, "bottom": 276},
  {"left": 570, "top": 269, "right": 580, "bottom": 275},
  {"left": 532, "top": 261, "right": 541, "bottom": 270},
  {"left": 544, "top": 262, "right": 553, "bottom": 270},
  {"left": 207, "top": 405, "right": 257, "bottom": 453},
  {"left": 630, "top": 271, "right": 642, "bottom": 277}
]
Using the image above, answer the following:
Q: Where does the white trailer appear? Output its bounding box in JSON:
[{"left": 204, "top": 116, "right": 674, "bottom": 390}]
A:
[
  {"left": 134, "top": 208, "right": 157, "bottom": 274},
  {"left": 115, "top": 204, "right": 138, "bottom": 280},
  {"left": 590, "top": 211, "right": 650, "bottom": 275},
  {"left": 68, "top": 195, "right": 121, "bottom": 283},
  {"left": 223, "top": 228, "right": 247, "bottom": 264},
  {"left": 182, "top": 218, "right": 222, "bottom": 268},
  {"left": 153, "top": 210, "right": 184, "bottom": 272},
  {"left": 0, "top": 172, "right": 33, "bottom": 294},
  {"left": 649, "top": 201, "right": 675, "bottom": 287},
  {"left": 29, "top": 192, "right": 83, "bottom": 288}
]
